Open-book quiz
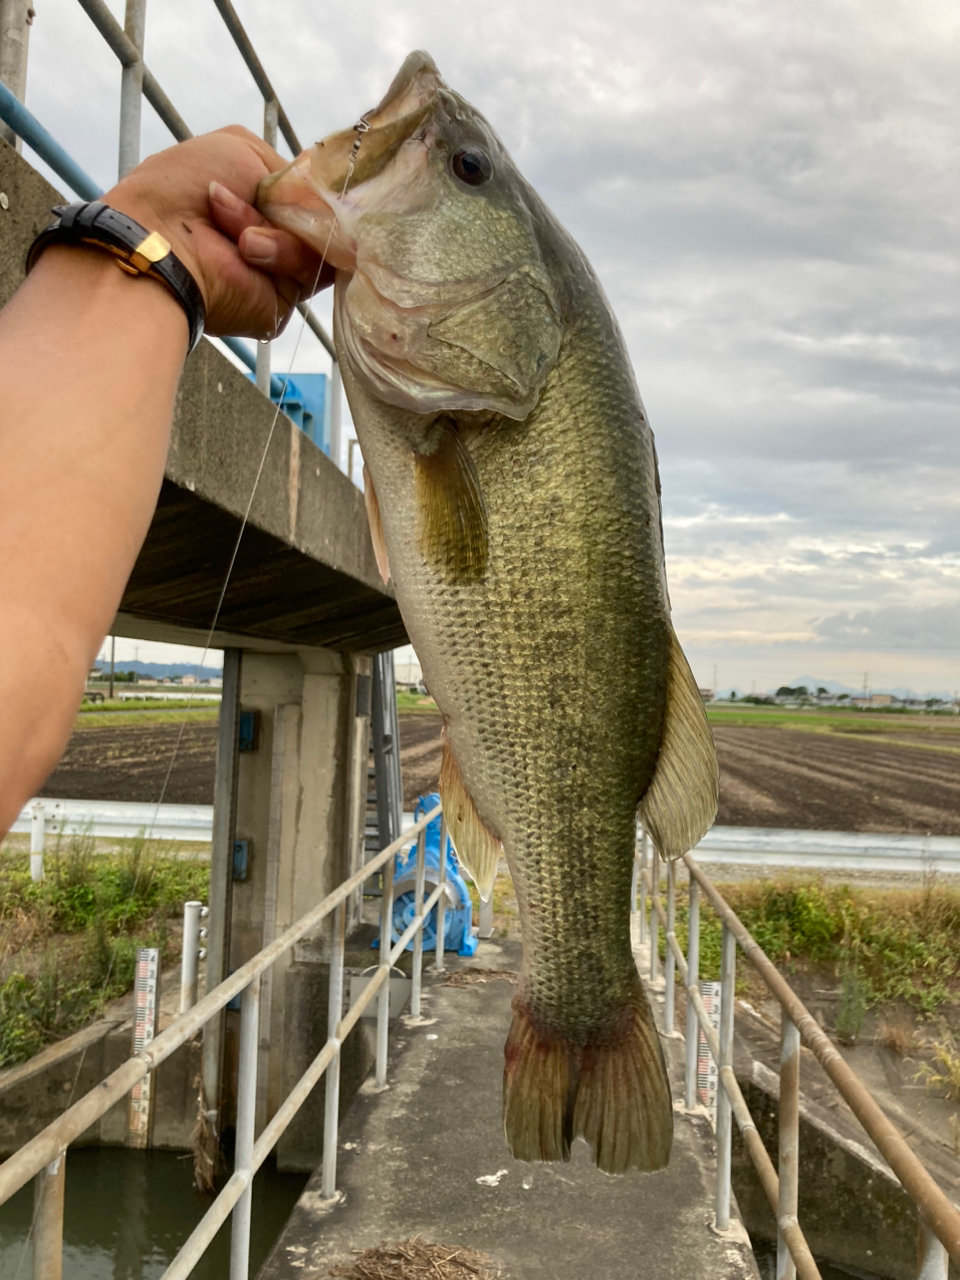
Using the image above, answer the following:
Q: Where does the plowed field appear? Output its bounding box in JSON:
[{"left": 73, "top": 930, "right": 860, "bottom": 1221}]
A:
[{"left": 35, "top": 710, "right": 960, "bottom": 835}]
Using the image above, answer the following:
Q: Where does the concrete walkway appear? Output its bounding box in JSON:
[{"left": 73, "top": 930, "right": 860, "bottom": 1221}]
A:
[{"left": 258, "top": 932, "right": 760, "bottom": 1280}]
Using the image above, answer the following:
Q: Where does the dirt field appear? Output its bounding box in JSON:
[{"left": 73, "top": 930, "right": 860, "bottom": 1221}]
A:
[
  {"left": 34, "top": 709, "right": 960, "bottom": 835},
  {"left": 39, "top": 721, "right": 219, "bottom": 806}
]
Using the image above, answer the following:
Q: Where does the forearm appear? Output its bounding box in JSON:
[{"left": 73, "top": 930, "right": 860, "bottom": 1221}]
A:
[{"left": 0, "top": 247, "right": 187, "bottom": 832}]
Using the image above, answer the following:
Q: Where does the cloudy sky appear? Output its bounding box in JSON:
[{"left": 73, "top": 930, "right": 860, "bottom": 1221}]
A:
[{"left": 18, "top": 0, "right": 960, "bottom": 694}]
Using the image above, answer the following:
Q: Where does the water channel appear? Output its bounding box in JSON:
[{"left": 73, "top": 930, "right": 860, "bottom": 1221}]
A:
[
  {"left": 0, "top": 1150, "right": 890, "bottom": 1279},
  {"left": 0, "top": 1147, "right": 306, "bottom": 1278}
]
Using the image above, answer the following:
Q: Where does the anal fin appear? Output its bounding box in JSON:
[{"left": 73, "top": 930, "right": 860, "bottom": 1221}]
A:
[
  {"left": 639, "top": 625, "right": 719, "bottom": 859},
  {"left": 440, "top": 737, "right": 501, "bottom": 901}
]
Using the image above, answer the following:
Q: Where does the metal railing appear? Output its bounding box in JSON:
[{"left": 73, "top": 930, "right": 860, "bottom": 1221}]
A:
[
  {"left": 634, "top": 834, "right": 960, "bottom": 1279},
  {"left": 0, "top": 801, "right": 448, "bottom": 1278},
  {"left": 0, "top": 0, "right": 345, "bottom": 469}
]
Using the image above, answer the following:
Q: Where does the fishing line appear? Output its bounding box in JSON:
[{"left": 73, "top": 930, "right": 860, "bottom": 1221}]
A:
[{"left": 14, "top": 127, "right": 369, "bottom": 1278}]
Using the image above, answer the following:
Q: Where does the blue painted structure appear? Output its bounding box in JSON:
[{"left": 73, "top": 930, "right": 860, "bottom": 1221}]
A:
[
  {"left": 381, "top": 793, "right": 479, "bottom": 958},
  {"left": 247, "top": 371, "right": 330, "bottom": 454}
]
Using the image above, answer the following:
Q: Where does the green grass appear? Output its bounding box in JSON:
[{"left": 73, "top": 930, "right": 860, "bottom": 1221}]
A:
[
  {"left": 396, "top": 691, "right": 438, "bottom": 713},
  {"left": 74, "top": 708, "right": 219, "bottom": 730},
  {"left": 663, "top": 878, "right": 960, "bottom": 1022},
  {"left": 0, "top": 832, "right": 209, "bottom": 1067},
  {"left": 705, "top": 705, "right": 960, "bottom": 737},
  {"left": 79, "top": 697, "right": 220, "bottom": 714}
]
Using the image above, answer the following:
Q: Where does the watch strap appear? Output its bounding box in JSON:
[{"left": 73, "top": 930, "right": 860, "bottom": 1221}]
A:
[{"left": 26, "top": 201, "right": 206, "bottom": 353}]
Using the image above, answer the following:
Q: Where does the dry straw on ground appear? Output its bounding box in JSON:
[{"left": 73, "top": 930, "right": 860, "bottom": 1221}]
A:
[
  {"left": 328, "top": 1237, "right": 502, "bottom": 1280},
  {"left": 441, "top": 967, "right": 517, "bottom": 987}
]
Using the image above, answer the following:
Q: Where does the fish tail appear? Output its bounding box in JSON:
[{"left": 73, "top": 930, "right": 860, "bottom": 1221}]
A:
[{"left": 502, "top": 980, "right": 672, "bottom": 1174}]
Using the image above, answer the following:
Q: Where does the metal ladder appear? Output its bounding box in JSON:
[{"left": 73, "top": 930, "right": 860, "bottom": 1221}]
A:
[{"left": 366, "top": 651, "right": 403, "bottom": 878}]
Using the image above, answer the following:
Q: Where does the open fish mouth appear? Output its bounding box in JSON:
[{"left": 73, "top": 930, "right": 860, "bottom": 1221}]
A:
[{"left": 256, "top": 52, "right": 447, "bottom": 273}]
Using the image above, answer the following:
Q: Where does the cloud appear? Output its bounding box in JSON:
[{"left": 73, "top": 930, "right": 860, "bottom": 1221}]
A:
[
  {"left": 814, "top": 603, "right": 960, "bottom": 650},
  {"left": 17, "top": 0, "right": 960, "bottom": 689}
]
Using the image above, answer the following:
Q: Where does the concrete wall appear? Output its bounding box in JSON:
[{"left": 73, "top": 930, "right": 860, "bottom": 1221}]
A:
[
  {"left": 0, "top": 976, "right": 199, "bottom": 1157},
  {"left": 731, "top": 1070, "right": 958, "bottom": 1280},
  {"left": 216, "top": 646, "right": 374, "bottom": 1151}
]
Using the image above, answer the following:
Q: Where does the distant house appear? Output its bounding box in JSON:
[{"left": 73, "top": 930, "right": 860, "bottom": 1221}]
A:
[
  {"left": 698, "top": 688, "right": 714, "bottom": 703},
  {"left": 181, "top": 674, "right": 198, "bottom": 686},
  {"left": 870, "top": 693, "right": 893, "bottom": 707}
]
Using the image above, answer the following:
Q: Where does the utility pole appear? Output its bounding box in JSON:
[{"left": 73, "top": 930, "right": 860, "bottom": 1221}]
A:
[
  {"left": 109, "top": 635, "right": 115, "bottom": 700},
  {"left": 713, "top": 664, "right": 718, "bottom": 698}
]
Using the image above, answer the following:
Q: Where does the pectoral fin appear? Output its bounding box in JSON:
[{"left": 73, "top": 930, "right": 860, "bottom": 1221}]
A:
[
  {"left": 415, "top": 421, "right": 488, "bottom": 582},
  {"left": 639, "top": 627, "right": 719, "bottom": 859},
  {"left": 362, "top": 464, "right": 391, "bottom": 584},
  {"left": 440, "top": 736, "right": 501, "bottom": 901}
]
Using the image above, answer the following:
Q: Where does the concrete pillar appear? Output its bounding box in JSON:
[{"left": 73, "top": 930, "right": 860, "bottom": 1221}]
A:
[{"left": 223, "top": 646, "right": 372, "bottom": 1152}]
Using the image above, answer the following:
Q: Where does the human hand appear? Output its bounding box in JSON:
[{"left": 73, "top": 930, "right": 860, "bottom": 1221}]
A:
[{"left": 102, "top": 126, "right": 333, "bottom": 340}]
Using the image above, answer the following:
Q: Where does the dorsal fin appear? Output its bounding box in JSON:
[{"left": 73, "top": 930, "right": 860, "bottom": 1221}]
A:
[
  {"left": 639, "top": 627, "right": 718, "bottom": 859},
  {"left": 414, "top": 420, "right": 488, "bottom": 583},
  {"left": 362, "top": 463, "right": 391, "bottom": 584},
  {"left": 440, "top": 736, "right": 501, "bottom": 901}
]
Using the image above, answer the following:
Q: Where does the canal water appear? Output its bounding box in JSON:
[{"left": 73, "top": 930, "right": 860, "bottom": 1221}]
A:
[
  {"left": 0, "top": 1149, "right": 890, "bottom": 1279},
  {"left": 753, "top": 1238, "right": 887, "bottom": 1280},
  {"left": 0, "top": 1147, "right": 306, "bottom": 1278}
]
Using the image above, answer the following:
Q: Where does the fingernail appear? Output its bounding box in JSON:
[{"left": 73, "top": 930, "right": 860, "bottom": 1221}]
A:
[
  {"left": 243, "top": 229, "right": 276, "bottom": 266},
  {"left": 209, "top": 181, "right": 242, "bottom": 212}
]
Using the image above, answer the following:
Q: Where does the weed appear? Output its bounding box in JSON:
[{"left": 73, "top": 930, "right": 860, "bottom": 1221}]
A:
[
  {"left": 876, "top": 1010, "right": 917, "bottom": 1057},
  {"left": 0, "top": 844, "right": 209, "bottom": 1066},
  {"left": 660, "top": 877, "right": 960, "bottom": 1030},
  {"left": 916, "top": 1031, "right": 960, "bottom": 1102}
]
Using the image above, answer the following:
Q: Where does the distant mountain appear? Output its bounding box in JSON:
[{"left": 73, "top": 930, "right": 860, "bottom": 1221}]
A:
[
  {"left": 788, "top": 676, "right": 957, "bottom": 702},
  {"left": 712, "top": 675, "right": 957, "bottom": 702},
  {"left": 90, "top": 661, "right": 223, "bottom": 680}
]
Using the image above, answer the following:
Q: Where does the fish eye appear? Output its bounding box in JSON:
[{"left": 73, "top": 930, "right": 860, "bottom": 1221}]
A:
[{"left": 451, "top": 148, "right": 492, "bottom": 186}]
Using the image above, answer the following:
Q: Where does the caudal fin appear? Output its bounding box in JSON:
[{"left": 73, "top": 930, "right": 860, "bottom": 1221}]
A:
[{"left": 502, "top": 981, "right": 672, "bottom": 1174}]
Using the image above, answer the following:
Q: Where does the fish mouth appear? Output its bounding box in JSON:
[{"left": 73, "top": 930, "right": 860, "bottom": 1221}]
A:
[{"left": 255, "top": 51, "right": 446, "bottom": 269}]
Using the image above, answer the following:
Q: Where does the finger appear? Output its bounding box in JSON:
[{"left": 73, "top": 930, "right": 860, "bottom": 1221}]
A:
[
  {"left": 213, "top": 124, "right": 289, "bottom": 172},
  {"left": 239, "top": 225, "right": 335, "bottom": 295},
  {"left": 209, "top": 180, "right": 268, "bottom": 240}
]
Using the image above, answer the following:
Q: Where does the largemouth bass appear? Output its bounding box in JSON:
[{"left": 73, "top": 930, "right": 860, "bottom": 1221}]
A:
[{"left": 258, "top": 52, "right": 718, "bottom": 1175}]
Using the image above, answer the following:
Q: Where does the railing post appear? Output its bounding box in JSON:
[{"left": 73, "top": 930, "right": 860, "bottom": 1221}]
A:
[
  {"left": 256, "top": 96, "right": 279, "bottom": 393},
  {"left": 917, "top": 1218, "right": 949, "bottom": 1279},
  {"left": 229, "top": 975, "right": 260, "bottom": 1280},
  {"left": 639, "top": 830, "right": 648, "bottom": 944},
  {"left": 118, "top": 0, "right": 146, "bottom": 177},
  {"left": 410, "top": 827, "right": 427, "bottom": 1017},
  {"left": 321, "top": 901, "right": 346, "bottom": 1198},
  {"left": 32, "top": 1149, "right": 66, "bottom": 1280},
  {"left": 329, "top": 358, "right": 343, "bottom": 470},
  {"left": 29, "top": 799, "right": 44, "bottom": 882},
  {"left": 717, "top": 922, "right": 736, "bottom": 1230},
  {"left": 434, "top": 814, "right": 448, "bottom": 972},
  {"left": 777, "top": 1014, "right": 800, "bottom": 1280},
  {"left": 376, "top": 847, "right": 396, "bottom": 1086},
  {"left": 684, "top": 879, "right": 700, "bottom": 1110},
  {"left": 664, "top": 858, "right": 676, "bottom": 1031},
  {"left": 649, "top": 847, "right": 660, "bottom": 984},
  {"left": 180, "top": 901, "right": 203, "bottom": 1014},
  {"left": 0, "top": 0, "right": 34, "bottom": 153}
]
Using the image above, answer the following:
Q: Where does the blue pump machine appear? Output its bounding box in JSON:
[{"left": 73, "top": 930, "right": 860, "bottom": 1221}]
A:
[{"left": 381, "top": 793, "right": 478, "bottom": 958}]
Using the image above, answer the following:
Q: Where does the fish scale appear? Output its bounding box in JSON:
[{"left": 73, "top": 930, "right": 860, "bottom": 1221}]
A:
[{"left": 258, "top": 48, "right": 718, "bottom": 1175}]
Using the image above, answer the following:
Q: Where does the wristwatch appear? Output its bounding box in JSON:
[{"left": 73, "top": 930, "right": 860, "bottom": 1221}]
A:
[{"left": 26, "top": 201, "right": 206, "bottom": 353}]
